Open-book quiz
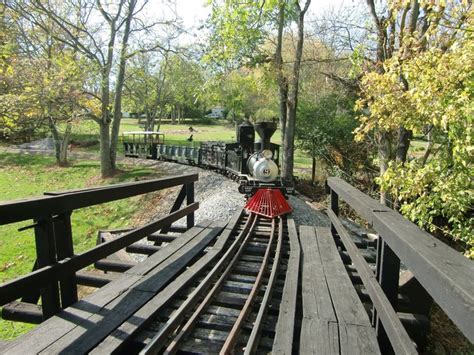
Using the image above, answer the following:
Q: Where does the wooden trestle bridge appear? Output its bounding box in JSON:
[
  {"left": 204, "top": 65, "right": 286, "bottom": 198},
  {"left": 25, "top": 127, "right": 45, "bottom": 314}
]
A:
[{"left": 0, "top": 174, "right": 472, "bottom": 354}]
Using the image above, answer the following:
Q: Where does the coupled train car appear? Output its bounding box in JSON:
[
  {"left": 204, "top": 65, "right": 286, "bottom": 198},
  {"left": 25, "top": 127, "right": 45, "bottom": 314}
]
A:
[
  {"left": 123, "top": 121, "right": 293, "bottom": 195},
  {"left": 123, "top": 120, "right": 294, "bottom": 218}
]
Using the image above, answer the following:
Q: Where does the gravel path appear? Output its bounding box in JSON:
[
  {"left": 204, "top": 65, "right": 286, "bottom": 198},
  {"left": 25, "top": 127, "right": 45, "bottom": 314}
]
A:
[{"left": 123, "top": 158, "right": 329, "bottom": 229}]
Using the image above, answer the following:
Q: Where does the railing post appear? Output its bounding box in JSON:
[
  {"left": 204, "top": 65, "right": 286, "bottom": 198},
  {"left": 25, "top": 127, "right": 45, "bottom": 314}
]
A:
[
  {"left": 330, "top": 188, "right": 339, "bottom": 235},
  {"left": 373, "top": 236, "right": 401, "bottom": 353},
  {"left": 186, "top": 182, "right": 195, "bottom": 229},
  {"left": 53, "top": 212, "right": 78, "bottom": 308},
  {"left": 34, "top": 217, "right": 60, "bottom": 319}
]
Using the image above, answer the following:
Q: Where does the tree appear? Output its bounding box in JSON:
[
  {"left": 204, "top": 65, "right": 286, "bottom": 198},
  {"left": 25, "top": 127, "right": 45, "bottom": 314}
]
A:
[
  {"left": 355, "top": 3, "right": 473, "bottom": 255},
  {"left": 296, "top": 93, "right": 361, "bottom": 184},
  {"left": 205, "top": 0, "right": 311, "bottom": 182},
  {"left": 357, "top": 0, "right": 472, "bottom": 205},
  {"left": 123, "top": 52, "right": 170, "bottom": 131},
  {"left": 8, "top": 0, "right": 179, "bottom": 177}
]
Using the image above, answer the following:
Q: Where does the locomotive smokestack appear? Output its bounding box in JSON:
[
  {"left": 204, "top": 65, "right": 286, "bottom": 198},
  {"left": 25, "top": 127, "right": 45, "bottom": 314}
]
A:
[{"left": 254, "top": 121, "right": 277, "bottom": 150}]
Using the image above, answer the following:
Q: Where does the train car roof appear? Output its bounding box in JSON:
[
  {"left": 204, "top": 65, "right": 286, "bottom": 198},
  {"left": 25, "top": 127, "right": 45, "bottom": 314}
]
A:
[{"left": 122, "top": 131, "right": 164, "bottom": 134}]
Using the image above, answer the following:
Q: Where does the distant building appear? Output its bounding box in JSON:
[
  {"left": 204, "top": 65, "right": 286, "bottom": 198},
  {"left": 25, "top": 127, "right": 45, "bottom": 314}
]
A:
[{"left": 206, "top": 107, "right": 225, "bottom": 119}]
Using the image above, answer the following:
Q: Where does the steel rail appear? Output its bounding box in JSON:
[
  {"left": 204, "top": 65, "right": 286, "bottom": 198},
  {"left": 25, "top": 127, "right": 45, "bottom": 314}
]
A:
[
  {"left": 162, "top": 214, "right": 262, "bottom": 355},
  {"left": 220, "top": 218, "right": 277, "bottom": 354},
  {"left": 244, "top": 217, "right": 283, "bottom": 354},
  {"left": 140, "top": 213, "right": 258, "bottom": 355}
]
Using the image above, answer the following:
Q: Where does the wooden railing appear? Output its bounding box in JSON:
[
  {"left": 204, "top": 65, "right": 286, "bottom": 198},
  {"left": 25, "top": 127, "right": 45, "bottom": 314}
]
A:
[
  {"left": 0, "top": 174, "right": 198, "bottom": 321},
  {"left": 326, "top": 177, "right": 473, "bottom": 353}
]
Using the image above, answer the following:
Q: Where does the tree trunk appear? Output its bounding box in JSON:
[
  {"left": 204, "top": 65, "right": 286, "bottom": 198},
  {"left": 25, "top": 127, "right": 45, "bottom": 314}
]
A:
[
  {"left": 275, "top": 3, "right": 287, "bottom": 173},
  {"left": 377, "top": 130, "right": 393, "bottom": 207},
  {"left": 48, "top": 117, "right": 61, "bottom": 164},
  {"left": 311, "top": 156, "right": 316, "bottom": 185},
  {"left": 281, "top": 2, "right": 310, "bottom": 182},
  {"left": 396, "top": 127, "right": 412, "bottom": 163},
  {"left": 58, "top": 123, "right": 72, "bottom": 166},
  {"left": 110, "top": 0, "right": 136, "bottom": 170},
  {"left": 99, "top": 121, "right": 113, "bottom": 177},
  {"left": 421, "top": 126, "right": 433, "bottom": 166}
]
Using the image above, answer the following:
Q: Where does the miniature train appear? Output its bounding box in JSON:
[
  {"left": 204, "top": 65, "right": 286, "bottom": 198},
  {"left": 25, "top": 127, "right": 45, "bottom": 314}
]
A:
[{"left": 123, "top": 120, "right": 293, "bottom": 218}]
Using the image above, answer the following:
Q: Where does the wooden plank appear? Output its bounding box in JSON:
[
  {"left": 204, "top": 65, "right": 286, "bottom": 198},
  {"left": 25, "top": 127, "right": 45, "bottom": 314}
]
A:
[
  {"left": 326, "top": 177, "right": 391, "bottom": 223},
  {"left": 2, "top": 274, "right": 142, "bottom": 354},
  {"left": 299, "top": 226, "right": 336, "bottom": 321},
  {"left": 33, "top": 218, "right": 60, "bottom": 319},
  {"left": 125, "top": 242, "right": 160, "bottom": 255},
  {"left": 40, "top": 288, "right": 153, "bottom": 354},
  {"left": 75, "top": 271, "right": 117, "bottom": 288},
  {"left": 299, "top": 319, "right": 339, "bottom": 354},
  {"left": 373, "top": 211, "right": 474, "bottom": 342},
  {"left": 316, "top": 227, "right": 373, "bottom": 327},
  {"left": 0, "top": 174, "right": 198, "bottom": 224},
  {"left": 126, "top": 220, "right": 211, "bottom": 276},
  {"left": 95, "top": 259, "right": 136, "bottom": 272},
  {"left": 0, "top": 203, "right": 198, "bottom": 306},
  {"left": 328, "top": 177, "right": 474, "bottom": 343},
  {"left": 38, "top": 222, "right": 225, "bottom": 354},
  {"left": 327, "top": 209, "right": 417, "bottom": 355},
  {"left": 316, "top": 227, "right": 380, "bottom": 354},
  {"left": 1, "top": 301, "right": 43, "bottom": 324},
  {"left": 298, "top": 225, "right": 338, "bottom": 355},
  {"left": 133, "top": 223, "right": 224, "bottom": 294},
  {"left": 53, "top": 212, "right": 78, "bottom": 308},
  {"left": 92, "top": 212, "right": 243, "bottom": 353},
  {"left": 339, "top": 323, "right": 382, "bottom": 355},
  {"left": 273, "top": 218, "right": 300, "bottom": 354}
]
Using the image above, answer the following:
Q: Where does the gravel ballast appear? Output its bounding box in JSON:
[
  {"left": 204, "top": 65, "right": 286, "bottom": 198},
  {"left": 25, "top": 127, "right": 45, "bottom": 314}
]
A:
[{"left": 125, "top": 159, "right": 330, "bottom": 229}]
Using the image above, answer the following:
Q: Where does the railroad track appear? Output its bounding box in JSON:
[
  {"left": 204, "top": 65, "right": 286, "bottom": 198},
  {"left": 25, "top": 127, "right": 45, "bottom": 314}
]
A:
[{"left": 111, "top": 213, "right": 290, "bottom": 354}]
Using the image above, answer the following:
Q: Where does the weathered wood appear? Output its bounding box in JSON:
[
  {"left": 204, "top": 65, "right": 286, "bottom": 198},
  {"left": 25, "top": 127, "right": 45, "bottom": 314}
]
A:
[
  {"left": 326, "top": 177, "right": 391, "bottom": 223},
  {"left": 147, "top": 233, "right": 177, "bottom": 243},
  {"left": 299, "top": 319, "right": 339, "bottom": 354},
  {"left": 373, "top": 210, "right": 474, "bottom": 342},
  {"left": 125, "top": 242, "right": 160, "bottom": 255},
  {"left": 92, "top": 214, "right": 241, "bottom": 353},
  {"left": 0, "top": 174, "right": 198, "bottom": 224},
  {"left": 2, "top": 274, "right": 143, "bottom": 354},
  {"left": 160, "top": 185, "right": 187, "bottom": 235},
  {"left": 40, "top": 288, "right": 153, "bottom": 354},
  {"left": 374, "top": 237, "right": 401, "bottom": 352},
  {"left": 0, "top": 203, "right": 198, "bottom": 306},
  {"left": 126, "top": 220, "right": 211, "bottom": 276},
  {"left": 316, "top": 227, "right": 380, "bottom": 354},
  {"left": 4, "top": 221, "right": 223, "bottom": 354},
  {"left": 1, "top": 301, "right": 43, "bottom": 324},
  {"left": 33, "top": 218, "right": 60, "bottom": 319},
  {"left": 95, "top": 259, "right": 137, "bottom": 272},
  {"left": 273, "top": 218, "right": 300, "bottom": 354},
  {"left": 299, "top": 225, "right": 339, "bottom": 354},
  {"left": 327, "top": 176, "right": 474, "bottom": 343},
  {"left": 36, "top": 223, "right": 224, "bottom": 354},
  {"left": 75, "top": 271, "right": 117, "bottom": 288},
  {"left": 186, "top": 182, "right": 195, "bottom": 229},
  {"left": 53, "top": 212, "right": 78, "bottom": 308},
  {"left": 326, "top": 209, "right": 417, "bottom": 354}
]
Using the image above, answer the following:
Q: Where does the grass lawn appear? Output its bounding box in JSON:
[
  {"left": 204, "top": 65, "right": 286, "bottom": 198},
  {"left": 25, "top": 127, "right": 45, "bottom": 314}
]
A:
[{"left": 0, "top": 152, "right": 160, "bottom": 339}]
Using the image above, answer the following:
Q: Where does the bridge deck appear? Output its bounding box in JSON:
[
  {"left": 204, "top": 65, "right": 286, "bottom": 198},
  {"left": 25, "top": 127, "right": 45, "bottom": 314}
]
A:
[{"left": 2, "top": 215, "right": 381, "bottom": 354}]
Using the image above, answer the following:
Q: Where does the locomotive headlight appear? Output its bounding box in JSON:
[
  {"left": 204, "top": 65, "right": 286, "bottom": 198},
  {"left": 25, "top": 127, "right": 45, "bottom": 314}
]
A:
[{"left": 261, "top": 149, "right": 273, "bottom": 159}]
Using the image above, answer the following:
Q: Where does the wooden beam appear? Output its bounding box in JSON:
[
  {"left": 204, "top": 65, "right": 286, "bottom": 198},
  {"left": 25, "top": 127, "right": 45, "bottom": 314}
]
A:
[
  {"left": 0, "top": 203, "right": 198, "bottom": 306},
  {"left": 94, "top": 259, "right": 137, "bottom": 273},
  {"left": 326, "top": 209, "right": 417, "bottom": 354},
  {"left": 2, "top": 301, "right": 43, "bottom": 324},
  {"left": 75, "top": 271, "right": 116, "bottom": 288},
  {"left": 327, "top": 177, "right": 474, "bottom": 343},
  {"left": 0, "top": 174, "right": 198, "bottom": 225}
]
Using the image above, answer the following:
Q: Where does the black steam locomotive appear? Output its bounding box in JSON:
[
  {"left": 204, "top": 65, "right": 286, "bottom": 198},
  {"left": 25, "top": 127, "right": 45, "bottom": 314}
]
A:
[{"left": 122, "top": 121, "right": 294, "bottom": 197}]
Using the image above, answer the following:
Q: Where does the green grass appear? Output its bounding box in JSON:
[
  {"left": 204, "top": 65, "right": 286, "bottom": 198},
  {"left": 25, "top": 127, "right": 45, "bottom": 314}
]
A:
[{"left": 0, "top": 152, "right": 159, "bottom": 339}]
